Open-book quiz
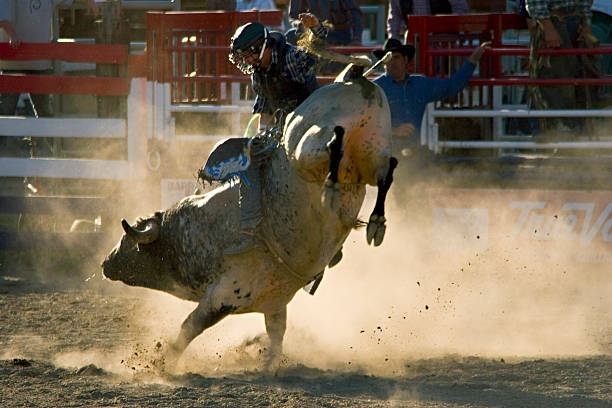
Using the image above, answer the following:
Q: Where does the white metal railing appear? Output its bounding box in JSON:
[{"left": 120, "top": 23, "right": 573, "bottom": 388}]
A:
[
  {"left": 0, "top": 78, "right": 148, "bottom": 180},
  {"left": 0, "top": 117, "right": 125, "bottom": 138},
  {"left": 0, "top": 158, "right": 129, "bottom": 179},
  {"left": 423, "top": 85, "right": 612, "bottom": 153},
  {"left": 153, "top": 82, "right": 250, "bottom": 143}
]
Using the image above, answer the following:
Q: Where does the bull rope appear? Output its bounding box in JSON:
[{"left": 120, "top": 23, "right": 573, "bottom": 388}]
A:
[{"left": 243, "top": 230, "right": 312, "bottom": 283}]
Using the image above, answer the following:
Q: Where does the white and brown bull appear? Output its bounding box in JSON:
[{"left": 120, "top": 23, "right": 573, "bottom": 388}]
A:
[{"left": 101, "top": 73, "right": 397, "bottom": 367}]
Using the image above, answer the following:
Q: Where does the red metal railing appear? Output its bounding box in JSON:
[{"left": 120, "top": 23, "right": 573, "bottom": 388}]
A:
[
  {"left": 406, "top": 13, "right": 526, "bottom": 77},
  {"left": 146, "top": 10, "right": 283, "bottom": 104},
  {"left": 0, "top": 42, "right": 130, "bottom": 95},
  {"left": 145, "top": 11, "right": 381, "bottom": 103},
  {"left": 404, "top": 13, "right": 612, "bottom": 111},
  {"left": 406, "top": 13, "right": 612, "bottom": 85},
  {"left": 144, "top": 11, "right": 612, "bottom": 107},
  {"left": 426, "top": 46, "right": 612, "bottom": 86}
]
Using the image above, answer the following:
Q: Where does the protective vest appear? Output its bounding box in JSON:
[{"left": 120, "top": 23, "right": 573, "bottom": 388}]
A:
[{"left": 253, "top": 34, "right": 318, "bottom": 114}]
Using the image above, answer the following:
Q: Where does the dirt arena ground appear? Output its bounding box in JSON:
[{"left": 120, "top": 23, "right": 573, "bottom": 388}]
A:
[{"left": 1, "top": 193, "right": 611, "bottom": 407}]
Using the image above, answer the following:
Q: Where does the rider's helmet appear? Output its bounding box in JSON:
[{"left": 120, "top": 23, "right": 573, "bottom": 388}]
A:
[{"left": 229, "top": 22, "right": 269, "bottom": 74}]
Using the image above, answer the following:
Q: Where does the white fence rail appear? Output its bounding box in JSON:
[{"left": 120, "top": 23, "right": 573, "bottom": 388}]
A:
[
  {"left": 0, "top": 78, "right": 148, "bottom": 180},
  {"left": 0, "top": 117, "right": 125, "bottom": 138},
  {"left": 3, "top": 80, "right": 610, "bottom": 182},
  {"left": 423, "top": 85, "right": 612, "bottom": 153},
  {"left": 0, "top": 158, "right": 129, "bottom": 179}
]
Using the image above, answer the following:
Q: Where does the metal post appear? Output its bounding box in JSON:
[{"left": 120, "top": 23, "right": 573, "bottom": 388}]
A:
[
  {"left": 127, "top": 77, "right": 148, "bottom": 179},
  {"left": 492, "top": 85, "right": 503, "bottom": 141}
]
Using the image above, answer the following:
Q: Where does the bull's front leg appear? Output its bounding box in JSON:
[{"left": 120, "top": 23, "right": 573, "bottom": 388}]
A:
[
  {"left": 263, "top": 305, "right": 287, "bottom": 370},
  {"left": 166, "top": 293, "right": 235, "bottom": 369},
  {"left": 321, "top": 126, "right": 344, "bottom": 212},
  {"left": 367, "top": 157, "right": 398, "bottom": 246}
]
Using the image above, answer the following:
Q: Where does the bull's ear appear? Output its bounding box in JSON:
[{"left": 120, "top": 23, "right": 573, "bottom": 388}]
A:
[{"left": 121, "top": 218, "right": 160, "bottom": 244}]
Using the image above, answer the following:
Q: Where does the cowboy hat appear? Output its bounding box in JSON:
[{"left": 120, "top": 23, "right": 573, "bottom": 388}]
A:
[{"left": 373, "top": 38, "right": 415, "bottom": 61}]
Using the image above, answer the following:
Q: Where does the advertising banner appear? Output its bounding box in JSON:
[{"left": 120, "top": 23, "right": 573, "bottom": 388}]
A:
[
  {"left": 160, "top": 178, "right": 200, "bottom": 209},
  {"left": 428, "top": 188, "right": 612, "bottom": 264}
]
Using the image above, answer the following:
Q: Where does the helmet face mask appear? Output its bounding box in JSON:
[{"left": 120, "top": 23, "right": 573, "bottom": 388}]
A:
[{"left": 229, "top": 22, "right": 268, "bottom": 74}]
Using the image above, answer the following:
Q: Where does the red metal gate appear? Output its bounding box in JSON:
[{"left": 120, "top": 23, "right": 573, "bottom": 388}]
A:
[{"left": 146, "top": 10, "right": 282, "bottom": 104}]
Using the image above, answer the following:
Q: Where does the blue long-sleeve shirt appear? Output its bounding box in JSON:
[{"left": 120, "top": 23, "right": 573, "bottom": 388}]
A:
[{"left": 373, "top": 60, "right": 476, "bottom": 144}]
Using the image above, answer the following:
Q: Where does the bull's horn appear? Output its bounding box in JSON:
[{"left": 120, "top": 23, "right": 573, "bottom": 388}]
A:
[{"left": 121, "top": 218, "right": 160, "bottom": 244}]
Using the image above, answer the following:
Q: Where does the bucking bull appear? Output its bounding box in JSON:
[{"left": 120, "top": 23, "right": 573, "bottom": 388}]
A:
[{"left": 102, "top": 68, "right": 397, "bottom": 367}]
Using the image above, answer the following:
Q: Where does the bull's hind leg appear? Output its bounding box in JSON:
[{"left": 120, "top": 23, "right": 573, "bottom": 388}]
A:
[
  {"left": 367, "top": 157, "right": 398, "bottom": 246},
  {"left": 321, "top": 126, "right": 344, "bottom": 212},
  {"left": 263, "top": 305, "right": 287, "bottom": 369}
]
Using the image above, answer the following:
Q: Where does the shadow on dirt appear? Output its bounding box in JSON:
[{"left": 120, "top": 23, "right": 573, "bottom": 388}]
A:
[
  {"left": 2, "top": 349, "right": 611, "bottom": 407},
  {"left": 169, "top": 357, "right": 612, "bottom": 408}
]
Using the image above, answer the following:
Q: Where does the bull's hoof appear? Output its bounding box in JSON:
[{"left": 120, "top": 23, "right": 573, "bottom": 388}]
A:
[
  {"left": 162, "top": 342, "right": 182, "bottom": 373},
  {"left": 321, "top": 179, "right": 342, "bottom": 212},
  {"left": 366, "top": 214, "right": 386, "bottom": 246},
  {"left": 262, "top": 348, "right": 284, "bottom": 374}
]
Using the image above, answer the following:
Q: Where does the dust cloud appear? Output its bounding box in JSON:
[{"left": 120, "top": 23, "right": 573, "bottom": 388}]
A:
[
  {"left": 90, "top": 180, "right": 611, "bottom": 378},
  {"left": 283, "top": 186, "right": 610, "bottom": 375},
  {"left": 20, "top": 110, "right": 609, "bottom": 377}
]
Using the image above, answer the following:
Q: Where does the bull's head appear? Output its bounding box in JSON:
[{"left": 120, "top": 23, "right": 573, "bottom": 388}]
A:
[{"left": 101, "top": 214, "right": 172, "bottom": 290}]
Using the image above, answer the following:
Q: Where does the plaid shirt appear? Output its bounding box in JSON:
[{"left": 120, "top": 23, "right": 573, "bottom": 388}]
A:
[
  {"left": 525, "top": 0, "right": 592, "bottom": 20},
  {"left": 252, "top": 30, "right": 324, "bottom": 114},
  {"left": 387, "top": 0, "right": 470, "bottom": 40}
]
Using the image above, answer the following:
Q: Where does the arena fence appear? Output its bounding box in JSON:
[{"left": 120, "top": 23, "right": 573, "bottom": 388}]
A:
[
  {"left": 0, "top": 41, "right": 148, "bottom": 249},
  {"left": 405, "top": 14, "right": 612, "bottom": 157},
  {"left": 144, "top": 10, "right": 380, "bottom": 142},
  {"left": 4, "top": 11, "right": 612, "bottom": 251},
  {"left": 0, "top": 42, "right": 147, "bottom": 179},
  {"left": 145, "top": 12, "right": 612, "bottom": 156}
]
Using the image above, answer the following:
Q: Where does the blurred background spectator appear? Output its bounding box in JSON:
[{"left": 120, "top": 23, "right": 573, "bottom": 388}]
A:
[
  {"left": 181, "top": 0, "right": 236, "bottom": 11},
  {"left": 465, "top": 0, "right": 506, "bottom": 13},
  {"left": 288, "top": 0, "right": 363, "bottom": 45},
  {"left": 387, "top": 0, "right": 469, "bottom": 40},
  {"left": 237, "top": 0, "right": 278, "bottom": 11},
  {"left": 526, "top": 0, "right": 595, "bottom": 140},
  {"left": 273, "top": 0, "right": 292, "bottom": 31},
  {"left": 517, "top": 0, "right": 531, "bottom": 21}
]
